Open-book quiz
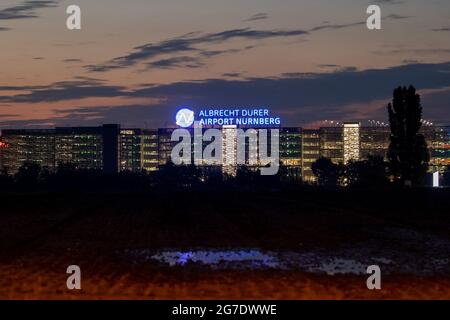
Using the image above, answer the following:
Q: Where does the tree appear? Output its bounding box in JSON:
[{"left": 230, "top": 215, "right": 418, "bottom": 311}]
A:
[
  {"left": 156, "top": 162, "right": 202, "bottom": 189},
  {"left": 15, "top": 161, "right": 42, "bottom": 188},
  {"left": 387, "top": 86, "right": 430, "bottom": 186},
  {"left": 0, "top": 167, "right": 14, "bottom": 190},
  {"left": 344, "top": 156, "right": 389, "bottom": 187},
  {"left": 444, "top": 167, "right": 450, "bottom": 187},
  {"left": 235, "top": 166, "right": 258, "bottom": 184},
  {"left": 311, "top": 157, "right": 342, "bottom": 186}
]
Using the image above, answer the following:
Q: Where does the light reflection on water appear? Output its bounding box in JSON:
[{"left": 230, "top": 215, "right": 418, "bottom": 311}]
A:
[
  {"left": 122, "top": 244, "right": 450, "bottom": 276},
  {"left": 149, "top": 250, "right": 279, "bottom": 269},
  {"left": 123, "top": 249, "right": 369, "bottom": 275},
  {"left": 120, "top": 227, "right": 450, "bottom": 275}
]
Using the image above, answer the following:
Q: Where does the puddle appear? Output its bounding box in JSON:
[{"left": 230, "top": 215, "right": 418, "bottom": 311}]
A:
[
  {"left": 122, "top": 249, "right": 370, "bottom": 275},
  {"left": 120, "top": 227, "right": 450, "bottom": 276},
  {"left": 125, "top": 249, "right": 280, "bottom": 270}
]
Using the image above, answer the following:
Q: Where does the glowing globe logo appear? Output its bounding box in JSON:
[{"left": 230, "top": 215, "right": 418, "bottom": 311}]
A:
[{"left": 176, "top": 108, "right": 195, "bottom": 128}]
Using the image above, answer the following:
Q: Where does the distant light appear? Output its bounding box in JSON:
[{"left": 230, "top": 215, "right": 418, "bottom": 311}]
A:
[
  {"left": 433, "top": 171, "right": 440, "bottom": 188},
  {"left": 176, "top": 108, "right": 195, "bottom": 128}
]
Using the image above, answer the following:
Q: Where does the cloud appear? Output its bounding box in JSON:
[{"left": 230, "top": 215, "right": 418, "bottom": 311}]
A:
[
  {"left": 373, "top": 0, "right": 404, "bottom": 4},
  {"left": 130, "top": 61, "right": 450, "bottom": 125},
  {"left": 143, "top": 47, "right": 254, "bottom": 71},
  {"left": 87, "top": 14, "right": 412, "bottom": 73},
  {"left": 223, "top": 73, "right": 242, "bottom": 78},
  {"left": 309, "top": 21, "right": 366, "bottom": 32},
  {"left": 384, "top": 14, "right": 410, "bottom": 20},
  {"left": 85, "top": 27, "right": 309, "bottom": 72},
  {"left": 146, "top": 56, "right": 204, "bottom": 70},
  {"left": 0, "top": 85, "right": 45, "bottom": 91},
  {"left": 0, "top": 80, "right": 128, "bottom": 103},
  {"left": 244, "top": 13, "right": 268, "bottom": 22},
  {"left": 419, "top": 87, "right": 450, "bottom": 122},
  {"left": 199, "top": 47, "right": 252, "bottom": 57},
  {"left": 0, "top": 103, "right": 169, "bottom": 128},
  {"left": 402, "top": 59, "right": 421, "bottom": 64},
  {"left": 63, "top": 58, "right": 84, "bottom": 63},
  {"left": 309, "top": 14, "right": 410, "bottom": 32},
  {"left": 7, "top": 62, "right": 450, "bottom": 106},
  {"left": 0, "top": 0, "right": 58, "bottom": 20},
  {"left": 0, "top": 114, "right": 19, "bottom": 118},
  {"left": 432, "top": 27, "right": 450, "bottom": 32},
  {"left": 5, "top": 62, "right": 450, "bottom": 127},
  {"left": 373, "top": 48, "right": 450, "bottom": 56}
]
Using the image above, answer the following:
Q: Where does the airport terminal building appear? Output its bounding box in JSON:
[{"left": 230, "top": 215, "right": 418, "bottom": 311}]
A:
[{"left": 1, "top": 122, "right": 449, "bottom": 182}]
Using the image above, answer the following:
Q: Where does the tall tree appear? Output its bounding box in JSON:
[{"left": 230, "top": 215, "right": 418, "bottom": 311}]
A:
[{"left": 387, "top": 86, "right": 430, "bottom": 186}]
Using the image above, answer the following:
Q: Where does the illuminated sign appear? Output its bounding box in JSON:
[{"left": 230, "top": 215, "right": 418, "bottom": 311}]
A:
[
  {"left": 176, "top": 107, "right": 281, "bottom": 127},
  {"left": 176, "top": 108, "right": 195, "bottom": 128}
]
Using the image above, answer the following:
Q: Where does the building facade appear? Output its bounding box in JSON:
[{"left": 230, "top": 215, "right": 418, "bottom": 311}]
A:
[
  {"left": 1, "top": 123, "right": 449, "bottom": 182},
  {"left": 0, "top": 129, "right": 55, "bottom": 173},
  {"left": 300, "top": 129, "right": 320, "bottom": 182},
  {"left": 0, "top": 125, "right": 119, "bottom": 174}
]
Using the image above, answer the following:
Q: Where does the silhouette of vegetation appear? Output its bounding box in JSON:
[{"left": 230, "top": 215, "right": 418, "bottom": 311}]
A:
[
  {"left": 226, "top": 163, "right": 301, "bottom": 190},
  {"left": 15, "top": 161, "right": 43, "bottom": 189},
  {"left": 311, "top": 157, "right": 343, "bottom": 186},
  {"left": 233, "top": 166, "right": 258, "bottom": 186},
  {"left": 0, "top": 160, "right": 305, "bottom": 193},
  {"left": 344, "top": 156, "right": 390, "bottom": 187},
  {"left": 387, "top": 86, "right": 430, "bottom": 186},
  {"left": 155, "top": 162, "right": 203, "bottom": 189},
  {"left": 444, "top": 167, "right": 450, "bottom": 187},
  {"left": 0, "top": 167, "right": 13, "bottom": 190}
]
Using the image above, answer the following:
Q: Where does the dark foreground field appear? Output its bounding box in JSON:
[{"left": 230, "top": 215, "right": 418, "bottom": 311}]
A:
[{"left": 1, "top": 188, "right": 450, "bottom": 299}]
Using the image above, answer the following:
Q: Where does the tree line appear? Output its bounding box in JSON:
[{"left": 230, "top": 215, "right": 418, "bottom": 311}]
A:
[
  {"left": 312, "top": 86, "right": 447, "bottom": 187},
  {"left": 0, "top": 161, "right": 304, "bottom": 192}
]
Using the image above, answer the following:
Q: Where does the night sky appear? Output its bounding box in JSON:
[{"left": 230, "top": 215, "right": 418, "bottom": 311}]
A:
[{"left": 1, "top": 0, "right": 450, "bottom": 128}]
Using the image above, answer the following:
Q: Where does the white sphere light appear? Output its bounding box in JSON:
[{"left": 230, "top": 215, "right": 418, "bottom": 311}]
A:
[{"left": 176, "top": 108, "right": 195, "bottom": 128}]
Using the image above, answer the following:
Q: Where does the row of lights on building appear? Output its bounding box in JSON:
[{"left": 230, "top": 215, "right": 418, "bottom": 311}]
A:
[{"left": 322, "top": 119, "right": 436, "bottom": 128}]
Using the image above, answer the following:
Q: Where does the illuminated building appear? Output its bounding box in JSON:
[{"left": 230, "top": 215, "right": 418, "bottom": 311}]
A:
[
  {"left": 279, "top": 128, "right": 302, "bottom": 181},
  {"left": 222, "top": 125, "right": 238, "bottom": 176},
  {"left": 301, "top": 129, "right": 320, "bottom": 183},
  {"left": 0, "top": 129, "right": 55, "bottom": 173},
  {"left": 157, "top": 128, "right": 186, "bottom": 166},
  {"left": 1, "top": 123, "right": 449, "bottom": 181},
  {"left": 54, "top": 127, "right": 104, "bottom": 171},
  {"left": 425, "top": 126, "right": 450, "bottom": 172},
  {"left": 119, "top": 129, "right": 143, "bottom": 172},
  {"left": 0, "top": 125, "right": 119, "bottom": 174},
  {"left": 118, "top": 129, "right": 160, "bottom": 172},
  {"left": 320, "top": 127, "right": 344, "bottom": 164},
  {"left": 360, "top": 127, "right": 390, "bottom": 159},
  {"left": 141, "top": 130, "right": 159, "bottom": 171},
  {"left": 0, "top": 140, "right": 7, "bottom": 170},
  {"left": 343, "top": 122, "right": 360, "bottom": 163}
]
